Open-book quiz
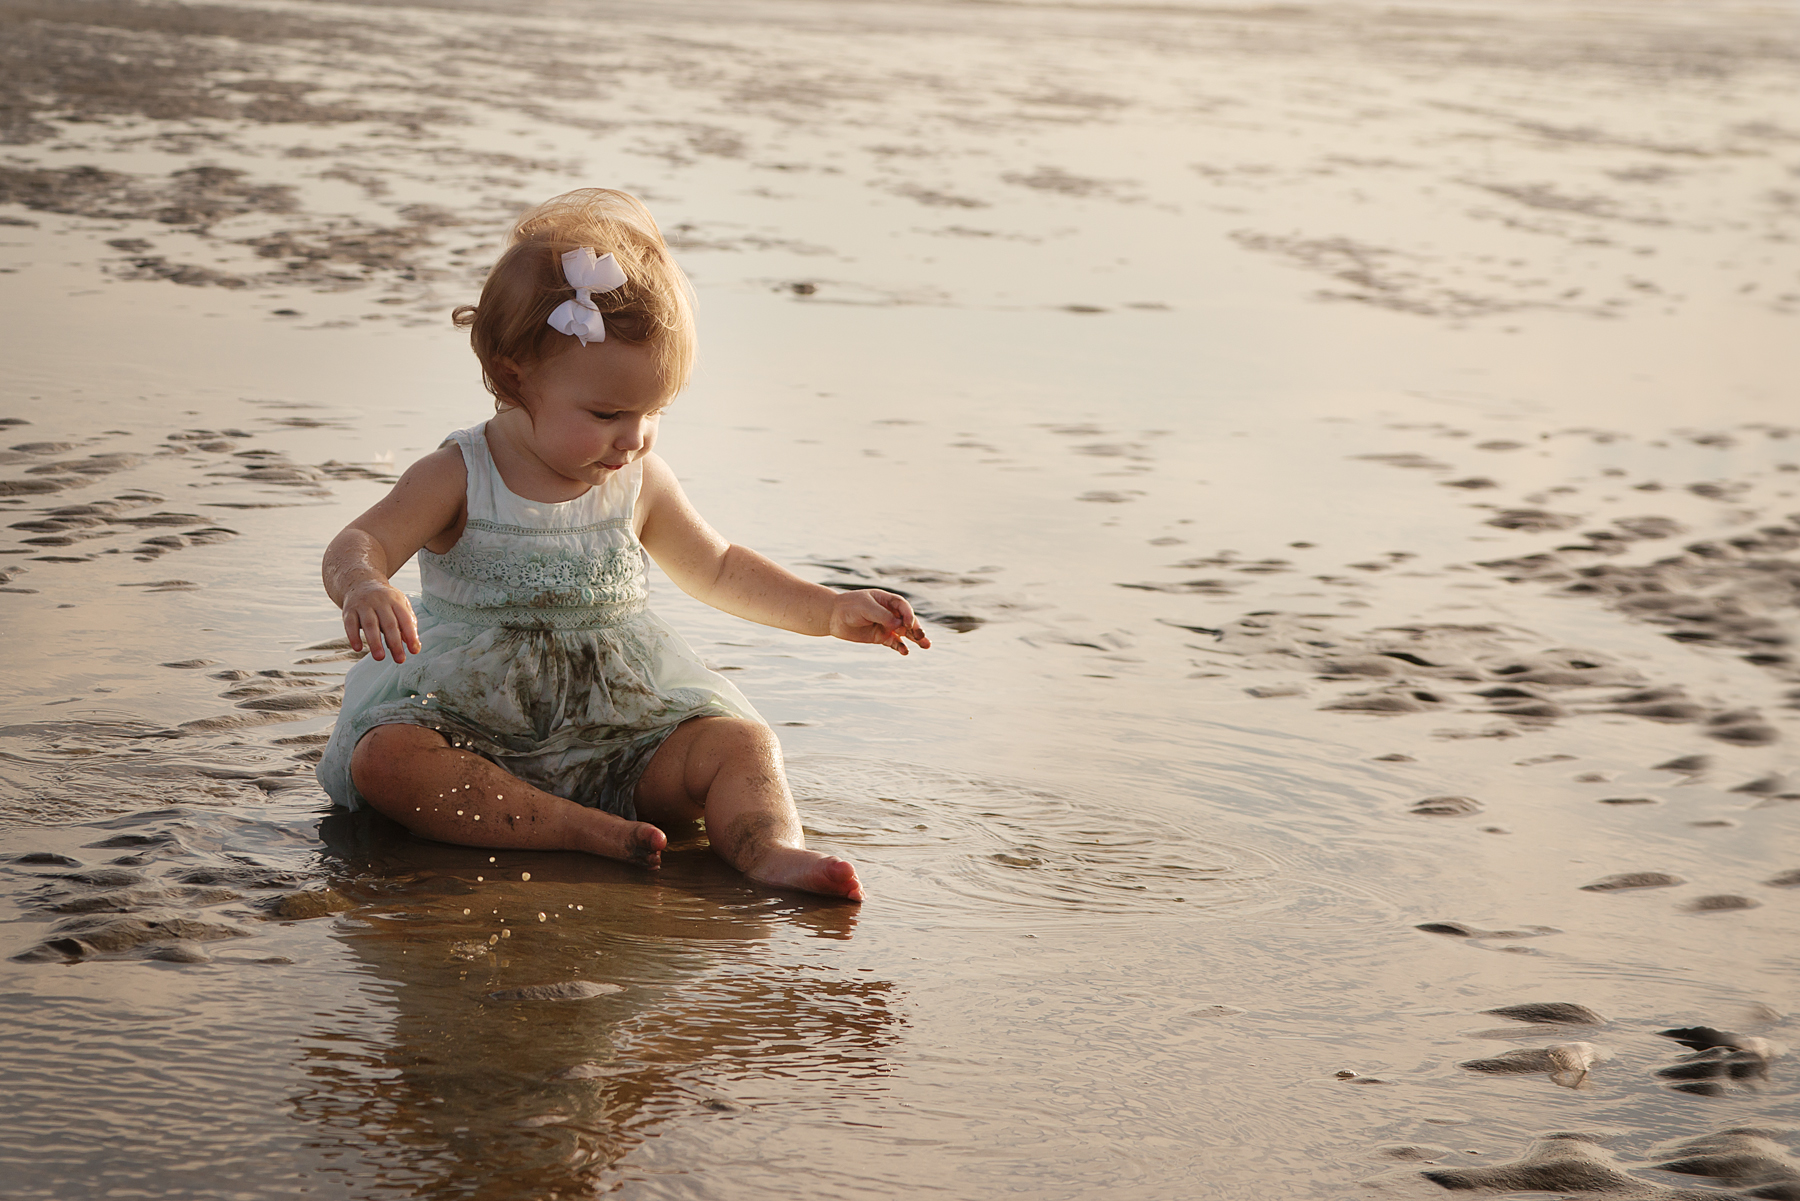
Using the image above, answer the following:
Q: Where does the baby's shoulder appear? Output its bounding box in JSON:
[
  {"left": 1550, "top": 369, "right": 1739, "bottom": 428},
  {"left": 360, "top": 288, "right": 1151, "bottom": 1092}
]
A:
[
  {"left": 635, "top": 451, "right": 680, "bottom": 508},
  {"left": 388, "top": 442, "right": 469, "bottom": 529},
  {"left": 402, "top": 441, "right": 468, "bottom": 489},
  {"left": 637, "top": 450, "right": 673, "bottom": 487},
  {"left": 398, "top": 442, "right": 471, "bottom": 553}
]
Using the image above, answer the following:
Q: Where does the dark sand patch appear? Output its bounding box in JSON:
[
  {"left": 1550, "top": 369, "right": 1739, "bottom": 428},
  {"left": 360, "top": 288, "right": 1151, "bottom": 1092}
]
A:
[
  {"left": 1419, "top": 1128, "right": 1800, "bottom": 1195},
  {"left": 0, "top": 164, "right": 293, "bottom": 228},
  {"left": 1410, "top": 795, "right": 1483, "bottom": 817},
  {"left": 1484, "top": 1002, "right": 1605, "bottom": 1026},
  {"left": 1164, "top": 609, "right": 1781, "bottom": 741},
  {"left": 0, "top": 424, "right": 392, "bottom": 578},
  {"left": 1582, "top": 872, "right": 1686, "bottom": 892},
  {"left": 1417, "top": 921, "right": 1558, "bottom": 940},
  {"left": 1654, "top": 1129, "right": 1800, "bottom": 1187},
  {"left": 1459, "top": 1041, "right": 1609, "bottom": 1088},
  {"left": 1684, "top": 894, "right": 1762, "bottom": 913}
]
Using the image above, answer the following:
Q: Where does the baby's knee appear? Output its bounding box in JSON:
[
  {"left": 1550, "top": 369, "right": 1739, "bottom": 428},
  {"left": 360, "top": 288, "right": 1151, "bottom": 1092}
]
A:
[
  {"left": 351, "top": 723, "right": 445, "bottom": 791},
  {"left": 690, "top": 715, "right": 782, "bottom": 772}
]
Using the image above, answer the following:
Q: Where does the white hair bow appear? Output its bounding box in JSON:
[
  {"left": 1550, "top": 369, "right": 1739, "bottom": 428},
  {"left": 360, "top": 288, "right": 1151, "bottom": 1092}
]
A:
[{"left": 547, "top": 247, "right": 628, "bottom": 345}]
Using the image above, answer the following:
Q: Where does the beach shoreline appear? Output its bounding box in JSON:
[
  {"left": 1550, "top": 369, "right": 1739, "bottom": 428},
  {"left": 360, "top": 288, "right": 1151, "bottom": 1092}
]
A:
[{"left": 1, "top": 0, "right": 1795, "bottom": 1196}]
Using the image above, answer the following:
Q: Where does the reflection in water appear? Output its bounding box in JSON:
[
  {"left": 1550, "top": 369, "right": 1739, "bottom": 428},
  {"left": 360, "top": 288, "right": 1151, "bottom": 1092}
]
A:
[{"left": 299, "top": 811, "right": 899, "bottom": 1195}]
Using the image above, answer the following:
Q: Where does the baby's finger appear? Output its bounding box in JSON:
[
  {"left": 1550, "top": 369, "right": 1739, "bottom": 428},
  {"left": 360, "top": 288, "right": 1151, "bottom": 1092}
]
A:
[
  {"left": 354, "top": 607, "right": 388, "bottom": 660},
  {"left": 358, "top": 607, "right": 390, "bottom": 661},
  {"left": 377, "top": 608, "right": 409, "bottom": 664},
  {"left": 343, "top": 609, "right": 366, "bottom": 655},
  {"left": 872, "top": 594, "right": 909, "bottom": 630},
  {"left": 879, "top": 620, "right": 919, "bottom": 655},
  {"left": 879, "top": 599, "right": 930, "bottom": 651},
  {"left": 878, "top": 590, "right": 917, "bottom": 622},
  {"left": 396, "top": 597, "right": 422, "bottom": 654}
]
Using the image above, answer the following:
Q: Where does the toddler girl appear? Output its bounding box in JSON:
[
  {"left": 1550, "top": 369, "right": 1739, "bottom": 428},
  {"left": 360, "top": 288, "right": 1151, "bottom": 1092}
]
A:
[{"left": 315, "top": 188, "right": 928, "bottom": 900}]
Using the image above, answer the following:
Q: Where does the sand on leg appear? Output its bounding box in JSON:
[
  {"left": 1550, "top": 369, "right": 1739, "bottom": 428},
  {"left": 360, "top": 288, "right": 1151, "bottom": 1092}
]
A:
[
  {"left": 350, "top": 723, "right": 666, "bottom": 866},
  {"left": 635, "top": 715, "right": 863, "bottom": 901}
]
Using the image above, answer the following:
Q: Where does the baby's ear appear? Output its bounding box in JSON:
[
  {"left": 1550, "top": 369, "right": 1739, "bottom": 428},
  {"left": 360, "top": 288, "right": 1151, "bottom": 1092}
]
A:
[{"left": 491, "top": 357, "right": 533, "bottom": 406}]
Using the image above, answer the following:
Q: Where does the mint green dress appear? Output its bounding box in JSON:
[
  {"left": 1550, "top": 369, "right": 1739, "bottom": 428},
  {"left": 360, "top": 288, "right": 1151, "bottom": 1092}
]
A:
[{"left": 316, "top": 424, "right": 760, "bottom": 818}]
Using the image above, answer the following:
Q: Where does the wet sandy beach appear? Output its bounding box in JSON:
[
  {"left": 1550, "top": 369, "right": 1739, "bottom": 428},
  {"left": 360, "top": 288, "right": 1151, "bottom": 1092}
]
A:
[{"left": 1, "top": 0, "right": 1797, "bottom": 1196}]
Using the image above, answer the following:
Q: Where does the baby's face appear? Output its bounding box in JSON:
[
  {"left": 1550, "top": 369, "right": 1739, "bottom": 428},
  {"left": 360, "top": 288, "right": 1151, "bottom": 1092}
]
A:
[{"left": 510, "top": 339, "right": 677, "bottom": 487}]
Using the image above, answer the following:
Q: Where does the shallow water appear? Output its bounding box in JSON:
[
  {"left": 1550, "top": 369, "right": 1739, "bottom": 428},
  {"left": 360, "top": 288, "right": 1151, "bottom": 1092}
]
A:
[{"left": 2, "top": 0, "right": 1797, "bottom": 1196}]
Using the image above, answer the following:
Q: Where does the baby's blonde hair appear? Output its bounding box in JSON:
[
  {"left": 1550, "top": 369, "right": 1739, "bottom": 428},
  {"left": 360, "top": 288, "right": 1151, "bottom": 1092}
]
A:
[{"left": 452, "top": 188, "right": 696, "bottom": 410}]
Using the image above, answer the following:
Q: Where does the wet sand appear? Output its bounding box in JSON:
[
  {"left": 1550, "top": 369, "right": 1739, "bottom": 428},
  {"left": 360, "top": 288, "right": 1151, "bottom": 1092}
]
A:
[{"left": 1, "top": 0, "right": 1796, "bottom": 1196}]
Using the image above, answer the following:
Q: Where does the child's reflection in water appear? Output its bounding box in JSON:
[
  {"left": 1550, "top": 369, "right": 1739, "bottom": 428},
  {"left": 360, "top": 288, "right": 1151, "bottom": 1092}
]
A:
[{"left": 295, "top": 809, "right": 900, "bottom": 1193}]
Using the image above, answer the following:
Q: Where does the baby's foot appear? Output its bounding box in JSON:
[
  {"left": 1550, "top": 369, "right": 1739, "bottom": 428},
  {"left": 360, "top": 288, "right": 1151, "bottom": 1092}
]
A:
[
  {"left": 582, "top": 814, "right": 667, "bottom": 869},
  {"left": 744, "top": 846, "right": 865, "bottom": 901}
]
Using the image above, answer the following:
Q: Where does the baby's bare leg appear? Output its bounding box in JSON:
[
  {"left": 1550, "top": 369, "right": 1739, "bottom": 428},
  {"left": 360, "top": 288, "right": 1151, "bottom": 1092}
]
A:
[
  {"left": 635, "top": 716, "right": 863, "bottom": 901},
  {"left": 350, "top": 723, "right": 666, "bottom": 867}
]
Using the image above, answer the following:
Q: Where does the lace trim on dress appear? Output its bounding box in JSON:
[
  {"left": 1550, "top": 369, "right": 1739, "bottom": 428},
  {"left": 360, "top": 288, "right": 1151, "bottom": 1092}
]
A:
[
  {"left": 465, "top": 517, "right": 633, "bottom": 538},
  {"left": 428, "top": 540, "right": 648, "bottom": 600},
  {"left": 421, "top": 592, "right": 649, "bottom": 630}
]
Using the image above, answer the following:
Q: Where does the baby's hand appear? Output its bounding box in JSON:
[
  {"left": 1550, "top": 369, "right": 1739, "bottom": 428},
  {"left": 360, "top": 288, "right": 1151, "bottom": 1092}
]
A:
[
  {"left": 828, "top": 589, "right": 932, "bottom": 655},
  {"left": 342, "top": 578, "right": 422, "bottom": 664}
]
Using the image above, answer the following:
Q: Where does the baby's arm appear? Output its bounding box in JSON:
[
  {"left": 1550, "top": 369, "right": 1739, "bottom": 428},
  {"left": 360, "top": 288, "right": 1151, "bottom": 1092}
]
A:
[
  {"left": 637, "top": 454, "right": 930, "bottom": 655},
  {"left": 321, "top": 444, "right": 468, "bottom": 664}
]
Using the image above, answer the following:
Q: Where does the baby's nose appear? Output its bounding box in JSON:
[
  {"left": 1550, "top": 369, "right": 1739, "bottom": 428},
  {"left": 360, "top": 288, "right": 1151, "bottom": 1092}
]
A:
[{"left": 615, "top": 419, "right": 647, "bottom": 449}]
